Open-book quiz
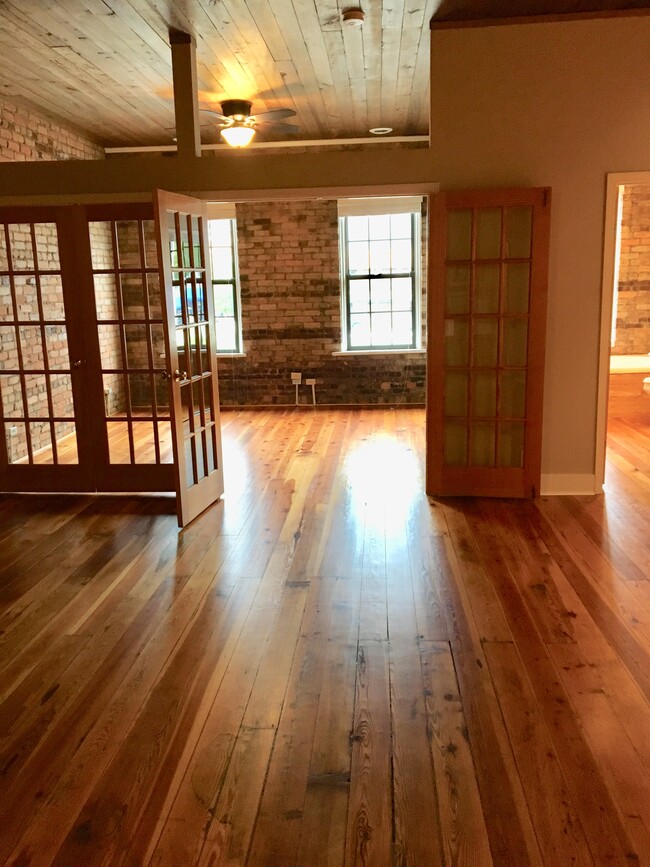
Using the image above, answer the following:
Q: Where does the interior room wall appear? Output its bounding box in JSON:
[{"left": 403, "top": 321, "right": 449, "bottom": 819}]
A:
[
  {"left": 217, "top": 198, "right": 427, "bottom": 406},
  {"left": 614, "top": 184, "right": 650, "bottom": 355},
  {"left": 428, "top": 16, "right": 650, "bottom": 490}
]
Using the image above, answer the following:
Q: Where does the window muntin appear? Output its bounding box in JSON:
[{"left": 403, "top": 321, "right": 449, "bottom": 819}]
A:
[{"left": 341, "top": 211, "right": 420, "bottom": 351}]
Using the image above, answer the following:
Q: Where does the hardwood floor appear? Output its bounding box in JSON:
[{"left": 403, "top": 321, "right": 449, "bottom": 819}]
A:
[{"left": 0, "top": 406, "right": 649, "bottom": 866}]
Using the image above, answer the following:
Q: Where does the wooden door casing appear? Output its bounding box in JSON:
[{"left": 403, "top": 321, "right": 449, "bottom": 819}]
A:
[{"left": 426, "top": 188, "right": 550, "bottom": 499}]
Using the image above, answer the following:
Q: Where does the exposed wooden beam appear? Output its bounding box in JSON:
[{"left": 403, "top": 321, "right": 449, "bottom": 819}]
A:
[{"left": 169, "top": 30, "right": 201, "bottom": 158}]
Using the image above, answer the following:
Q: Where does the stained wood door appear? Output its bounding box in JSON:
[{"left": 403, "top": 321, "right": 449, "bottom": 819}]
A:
[
  {"left": 426, "top": 188, "right": 550, "bottom": 498},
  {"left": 0, "top": 207, "right": 90, "bottom": 491},
  {"left": 154, "top": 190, "right": 224, "bottom": 527},
  {"left": 0, "top": 203, "right": 176, "bottom": 494}
]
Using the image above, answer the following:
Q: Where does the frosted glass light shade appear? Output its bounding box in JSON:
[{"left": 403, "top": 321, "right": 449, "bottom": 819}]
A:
[{"left": 221, "top": 124, "right": 256, "bottom": 147}]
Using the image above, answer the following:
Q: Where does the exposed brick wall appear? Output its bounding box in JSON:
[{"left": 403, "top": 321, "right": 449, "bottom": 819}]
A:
[
  {"left": 0, "top": 97, "right": 104, "bottom": 162},
  {"left": 614, "top": 184, "right": 650, "bottom": 355},
  {"left": 217, "top": 199, "right": 427, "bottom": 406}
]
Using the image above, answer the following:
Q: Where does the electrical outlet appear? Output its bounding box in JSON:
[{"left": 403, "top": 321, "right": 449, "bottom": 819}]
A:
[
  {"left": 291, "top": 372, "right": 302, "bottom": 384},
  {"left": 305, "top": 378, "right": 316, "bottom": 386},
  {"left": 9, "top": 426, "right": 17, "bottom": 437}
]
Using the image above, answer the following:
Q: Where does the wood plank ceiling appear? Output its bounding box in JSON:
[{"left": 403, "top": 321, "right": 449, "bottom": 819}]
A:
[{"left": 0, "top": 0, "right": 649, "bottom": 148}]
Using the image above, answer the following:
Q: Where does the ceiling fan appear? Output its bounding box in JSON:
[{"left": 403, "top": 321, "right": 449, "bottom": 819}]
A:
[{"left": 201, "top": 99, "right": 298, "bottom": 147}]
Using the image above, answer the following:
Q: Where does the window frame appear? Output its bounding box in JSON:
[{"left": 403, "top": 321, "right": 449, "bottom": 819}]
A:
[
  {"left": 207, "top": 216, "right": 243, "bottom": 356},
  {"left": 339, "top": 208, "right": 422, "bottom": 353}
]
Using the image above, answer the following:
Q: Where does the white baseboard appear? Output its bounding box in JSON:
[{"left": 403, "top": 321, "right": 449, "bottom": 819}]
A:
[{"left": 540, "top": 474, "right": 599, "bottom": 496}]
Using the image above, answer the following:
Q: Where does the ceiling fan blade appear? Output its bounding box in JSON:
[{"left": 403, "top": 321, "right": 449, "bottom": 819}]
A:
[
  {"left": 257, "top": 122, "right": 300, "bottom": 134},
  {"left": 200, "top": 108, "right": 231, "bottom": 123},
  {"left": 250, "top": 108, "right": 297, "bottom": 123}
]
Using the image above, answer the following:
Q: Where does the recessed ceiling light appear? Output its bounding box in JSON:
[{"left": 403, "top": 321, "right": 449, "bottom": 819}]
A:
[{"left": 369, "top": 127, "right": 393, "bottom": 135}]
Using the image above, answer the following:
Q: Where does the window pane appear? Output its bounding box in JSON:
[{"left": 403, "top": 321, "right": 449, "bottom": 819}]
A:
[
  {"left": 116, "top": 221, "right": 141, "bottom": 269},
  {"left": 41, "top": 275, "right": 66, "bottom": 321},
  {"left": 34, "top": 223, "right": 60, "bottom": 271},
  {"left": 503, "top": 319, "right": 528, "bottom": 367},
  {"left": 446, "top": 265, "right": 470, "bottom": 314},
  {"left": 474, "top": 264, "right": 500, "bottom": 314},
  {"left": 471, "top": 422, "right": 496, "bottom": 466},
  {"left": 392, "top": 277, "right": 412, "bottom": 310},
  {"left": 214, "top": 283, "right": 235, "bottom": 317},
  {"left": 505, "top": 264, "right": 530, "bottom": 314},
  {"left": 371, "top": 312, "right": 392, "bottom": 346},
  {"left": 447, "top": 210, "right": 471, "bottom": 260},
  {"left": 444, "top": 421, "right": 468, "bottom": 466},
  {"left": 472, "top": 371, "right": 497, "bottom": 417},
  {"left": 347, "top": 216, "right": 369, "bottom": 242},
  {"left": 9, "top": 224, "right": 35, "bottom": 270},
  {"left": 350, "top": 313, "right": 371, "bottom": 347},
  {"left": 209, "top": 219, "right": 232, "bottom": 246},
  {"left": 476, "top": 208, "right": 502, "bottom": 259},
  {"left": 445, "top": 371, "right": 468, "bottom": 417},
  {"left": 211, "top": 248, "right": 233, "bottom": 280},
  {"left": 390, "top": 239, "right": 412, "bottom": 273},
  {"left": 216, "top": 318, "right": 237, "bottom": 351},
  {"left": 444, "top": 319, "right": 469, "bottom": 366},
  {"left": 369, "top": 240, "right": 390, "bottom": 274},
  {"left": 348, "top": 241, "right": 369, "bottom": 275},
  {"left": 392, "top": 312, "right": 413, "bottom": 345},
  {"left": 390, "top": 213, "right": 412, "bottom": 239},
  {"left": 349, "top": 280, "right": 370, "bottom": 313},
  {"left": 498, "top": 422, "right": 525, "bottom": 468},
  {"left": 369, "top": 214, "right": 390, "bottom": 240},
  {"left": 370, "top": 279, "right": 391, "bottom": 311},
  {"left": 505, "top": 206, "right": 532, "bottom": 258}
]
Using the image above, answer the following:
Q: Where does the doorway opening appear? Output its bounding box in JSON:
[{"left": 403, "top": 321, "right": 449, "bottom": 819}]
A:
[{"left": 596, "top": 172, "right": 650, "bottom": 489}]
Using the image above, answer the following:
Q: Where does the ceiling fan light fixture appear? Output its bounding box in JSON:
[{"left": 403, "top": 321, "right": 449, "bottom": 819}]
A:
[
  {"left": 342, "top": 8, "right": 364, "bottom": 27},
  {"left": 221, "top": 122, "right": 256, "bottom": 147},
  {"left": 220, "top": 98, "right": 253, "bottom": 121}
]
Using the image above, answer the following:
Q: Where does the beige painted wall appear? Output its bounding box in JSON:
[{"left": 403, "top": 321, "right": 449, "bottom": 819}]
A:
[{"left": 429, "top": 17, "right": 650, "bottom": 481}]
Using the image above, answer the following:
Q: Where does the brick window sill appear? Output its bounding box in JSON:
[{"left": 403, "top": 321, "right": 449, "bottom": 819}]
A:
[{"left": 217, "top": 352, "right": 247, "bottom": 358}]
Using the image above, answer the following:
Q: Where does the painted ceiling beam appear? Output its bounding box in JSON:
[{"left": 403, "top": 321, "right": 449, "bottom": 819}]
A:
[{"left": 0, "top": 148, "right": 438, "bottom": 204}]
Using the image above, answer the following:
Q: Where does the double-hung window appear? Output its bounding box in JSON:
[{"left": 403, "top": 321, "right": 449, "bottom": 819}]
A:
[
  {"left": 207, "top": 203, "right": 243, "bottom": 355},
  {"left": 339, "top": 197, "right": 422, "bottom": 351}
]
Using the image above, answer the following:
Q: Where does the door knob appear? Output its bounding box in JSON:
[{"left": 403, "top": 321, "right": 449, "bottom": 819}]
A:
[
  {"left": 173, "top": 370, "right": 188, "bottom": 382},
  {"left": 72, "top": 359, "right": 85, "bottom": 368}
]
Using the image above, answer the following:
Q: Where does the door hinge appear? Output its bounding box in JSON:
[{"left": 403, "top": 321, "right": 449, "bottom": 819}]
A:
[
  {"left": 531, "top": 484, "right": 537, "bottom": 498},
  {"left": 543, "top": 188, "right": 549, "bottom": 208}
]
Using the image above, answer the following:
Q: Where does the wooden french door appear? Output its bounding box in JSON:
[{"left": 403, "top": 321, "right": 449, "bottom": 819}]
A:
[
  {"left": 0, "top": 204, "right": 175, "bottom": 494},
  {"left": 154, "top": 190, "right": 224, "bottom": 527},
  {"left": 0, "top": 199, "right": 224, "bottom": 526},
  {"left": 426, "top": 188, "right": 550, "bottom": 498}
]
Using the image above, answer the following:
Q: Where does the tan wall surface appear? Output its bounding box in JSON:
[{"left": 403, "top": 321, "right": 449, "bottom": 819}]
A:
[{"left": 429, "top": 17, "right": 650, "bottom": 477}]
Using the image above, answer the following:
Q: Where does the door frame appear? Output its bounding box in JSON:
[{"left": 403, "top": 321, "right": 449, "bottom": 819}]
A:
[{"left": 595, "top": 170, "right": 650, "bottom": 490}]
